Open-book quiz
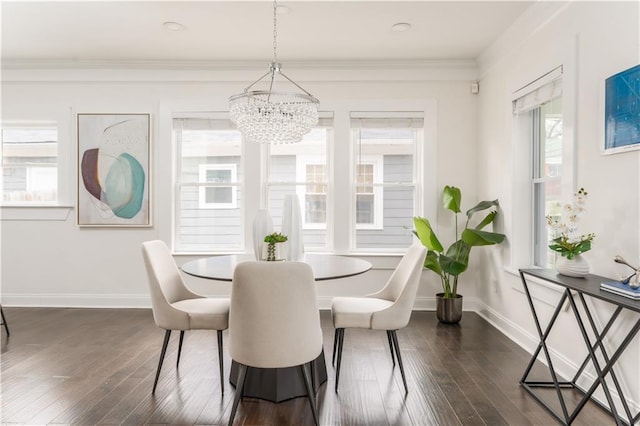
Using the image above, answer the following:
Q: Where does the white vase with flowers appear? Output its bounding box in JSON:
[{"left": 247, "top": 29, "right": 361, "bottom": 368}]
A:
[{"left": 546, "top": 188, "right": 595, "bottom": 277}]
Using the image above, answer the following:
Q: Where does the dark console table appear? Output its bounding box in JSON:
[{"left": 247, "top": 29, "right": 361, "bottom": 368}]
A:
[{"left": 519, "top": 269, "right": 640, "bottom": 425}]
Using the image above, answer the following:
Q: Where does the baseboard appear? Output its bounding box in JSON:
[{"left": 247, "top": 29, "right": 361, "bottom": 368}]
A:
[
  {"left": 475, "top": 300, "right": 640, "bottom": 420},
  {"left": 2, "top": 294, "right": 476, "bottom": 311},
  {"left": 1, "top": 293, "right": 151, "bottom": 308}
]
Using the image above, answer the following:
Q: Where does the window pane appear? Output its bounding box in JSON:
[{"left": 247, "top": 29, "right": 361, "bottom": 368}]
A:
[
  {"left": 356, "top": 194, "right": 374, "bottom": 224},
  {"left": 205, "top": 187, "right": 233, "bottom": 204},
  {"left": 352, "top": 116, "right": 420, "bottom": 250},
  {"left": 305, "top": 194, "right": 326, "bottom": 223},
  {"left": 175, "top": 118, "right": 243, "bottom": 252},
  {"left": 2, "top": 126, "right": 58, "bottom": 203},
  {"left": 533, "top": 96, "right": 563, "bottom": 267},
  {"left": 206, "top": 169, "right": 231, "bottom": 183}
]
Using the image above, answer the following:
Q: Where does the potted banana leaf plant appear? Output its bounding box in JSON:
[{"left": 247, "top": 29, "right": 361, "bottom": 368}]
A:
[{"left": 414, "top": 185, "right": 505, "bottom": 324}]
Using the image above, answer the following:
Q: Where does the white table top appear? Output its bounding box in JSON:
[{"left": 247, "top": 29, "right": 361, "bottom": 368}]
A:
[{"left": 181, "top": 253, "right": 372, "bottom": 281}]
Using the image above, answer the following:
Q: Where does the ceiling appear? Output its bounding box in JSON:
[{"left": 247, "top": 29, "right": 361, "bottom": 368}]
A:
[{"left": 2, "top": 1, "right": 534, "bottom": 65}]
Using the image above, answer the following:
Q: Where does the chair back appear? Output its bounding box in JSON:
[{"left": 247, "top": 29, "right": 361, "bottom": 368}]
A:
[
  {"left": 142, "top": 240, "right": 199, "bottom": 329},
  {"left": 369, "top": 243, "right": 427, "bottom": 330},
  {"left": 229, "top": 261, "right": 322, "bottom": 369}
]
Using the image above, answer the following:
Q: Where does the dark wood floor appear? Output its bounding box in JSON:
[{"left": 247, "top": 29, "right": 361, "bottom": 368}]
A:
[{"left": 0, "top": 307, "right": 615, "bottom": 425}]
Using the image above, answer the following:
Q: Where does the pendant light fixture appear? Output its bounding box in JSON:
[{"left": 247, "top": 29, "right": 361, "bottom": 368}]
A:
[{"left": 229, "top": 0, "right": 319, "bottom": 144}]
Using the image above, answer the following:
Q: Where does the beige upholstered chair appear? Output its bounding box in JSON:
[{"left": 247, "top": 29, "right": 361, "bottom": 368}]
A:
[
  {"left": 141, "top": 240, "right": 230, "bottom": 394},
  {"left": 228, "top": 261, "right": 323, "bottom": 426},
  {"left": 331, "top": 243, "right": 427, "bottom": 394}
]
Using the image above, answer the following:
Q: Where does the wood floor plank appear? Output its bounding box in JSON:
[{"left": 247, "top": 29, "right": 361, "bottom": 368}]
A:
[{"left": 0, "top": 308, "right": 621, "bottom": 425}]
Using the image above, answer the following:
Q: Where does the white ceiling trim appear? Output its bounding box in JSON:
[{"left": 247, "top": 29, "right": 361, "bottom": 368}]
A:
[{"left": 1, "top": 59, "right": 479, "bottom": 83}]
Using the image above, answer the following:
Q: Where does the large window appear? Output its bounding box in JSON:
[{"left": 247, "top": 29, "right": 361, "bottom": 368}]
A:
[
  {"left": 171, "top": 108, "right": 430, "bottom": 255},
  {"left": 513, "top": 67, "right": 563, "bottom": 267},
  {"left": 174, "top": 116, "right": 242, "bottom": 252},
  {"left": 1, "top": 124, "right": 58, "bottom": 204},
  {"left": 351, "top": 113, "right": 423, "bottom": 250},
  {"left": 267, "top": 117, "right": 332, "bottom": 250}
]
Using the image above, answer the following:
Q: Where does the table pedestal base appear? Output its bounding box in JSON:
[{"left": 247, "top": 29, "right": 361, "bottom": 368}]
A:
[{"left": 229, "top": 350, "right": 328, "bottom": 402}]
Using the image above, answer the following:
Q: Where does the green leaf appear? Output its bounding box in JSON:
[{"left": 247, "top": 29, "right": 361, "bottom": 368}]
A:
[
  {"left": 466, "top": 199, "right": 499, "bottom": 219},
  {"left": 413, "top": 217, "right": 444, "bottom": 252},
  {"left": 440, "top": 254, "right": 468, "bottom": 276},
  {"left": 475, "top": 210, "right": 497, "bottom": 230},
  {"left": 443, "top": 186, "right": 461, "bottom": 213},
  {"left": 461, "top": 229, "right": 506, "bottom": 246},
  {"left": 440, "top": 240, "right": 470, "bottom": 275},
  {"left": 424, "top": 251, "right": 442, "bottom": 275}
]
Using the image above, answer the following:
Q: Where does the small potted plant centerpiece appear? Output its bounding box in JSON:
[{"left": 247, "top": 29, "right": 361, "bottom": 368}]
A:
[
  {"left": 263, "top": 232, "right": 288, "bottom": 261},
  {"left": 414, "top": 185, "right": 505, "bottom": 324}
]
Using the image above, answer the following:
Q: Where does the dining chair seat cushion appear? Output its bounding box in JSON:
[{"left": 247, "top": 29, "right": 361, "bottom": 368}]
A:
[
  {"left": 171, "top": 298, "right": 230, "bottom": 330},
  {"left": 331, "top": 297, "right": 394, "bottom": 329}
]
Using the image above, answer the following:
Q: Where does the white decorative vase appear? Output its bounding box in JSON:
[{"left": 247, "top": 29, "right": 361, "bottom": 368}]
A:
[
  {"left": 252, "top": 209, "right": 273, "bottom": 260},
  {"left": 556, "top": 254, "right": 589, "bottom": 278},
  {"left": 281, "top": 194, "right": 304, "bottom": 261}
]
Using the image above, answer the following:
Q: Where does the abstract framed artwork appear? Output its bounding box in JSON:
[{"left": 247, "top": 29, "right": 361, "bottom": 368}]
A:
[
  {"left": 77, "top": 113, "right": 151, "bottom": 226},
  {"left": 604, "top": 64, "right": 640, "bottom": 155}
]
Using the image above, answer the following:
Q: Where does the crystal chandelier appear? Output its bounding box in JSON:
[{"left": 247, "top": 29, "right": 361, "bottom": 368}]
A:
[{"left": 229, "top": 1, "right": 319, "bottom": 144}]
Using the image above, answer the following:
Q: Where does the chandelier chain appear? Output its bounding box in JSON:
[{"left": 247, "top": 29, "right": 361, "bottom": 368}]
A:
[{"left": 272, "top": 0, "right": 278, "bottom": 63}]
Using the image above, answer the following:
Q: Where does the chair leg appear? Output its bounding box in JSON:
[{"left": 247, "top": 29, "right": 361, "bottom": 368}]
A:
[
  {"left": 228, "top": 363, "right": 247, "bottom": 426},
  {"left": 390, "top": 330, "right": 408, "bottom": 394},
  {"left": 0, "top": 306, "right": 9, "bottom": 337},
  {"left": 176, "top": 330, "right": 185, "bottom": 368},
  {"left": 335, "top": 328, "right": 345, "bottom": 393},
  {"left": 152, "top": 329, "right": 172, "bottom": 394},
  {"left": 217, "top": 330, "right": 224, "bottom": 394},
  {"left": 386, "top": 330, "right": 395, "bottom": 367},
  {"left": 332, "top": 328, "right": 338, "bottom": 366},
  {"left": 301, "top": 362, "right": 319, "bottom": 426}
]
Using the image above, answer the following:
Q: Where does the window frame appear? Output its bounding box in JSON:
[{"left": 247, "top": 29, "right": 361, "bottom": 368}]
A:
[
  {"left": 172, "top": 113, "right": 245, "bottom": 253},
  {"left": 508, "top": 61, "right": 576, "bottom": 273},
  {"left": 348, "top": 112, "right": 424, "bottom": 252}
]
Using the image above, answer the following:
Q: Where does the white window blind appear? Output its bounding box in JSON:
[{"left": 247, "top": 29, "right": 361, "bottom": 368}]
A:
[{"left": 512, "top": 66, "right": 563, "bottom": 114}]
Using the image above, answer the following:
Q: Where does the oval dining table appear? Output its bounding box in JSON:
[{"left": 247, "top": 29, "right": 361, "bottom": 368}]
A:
[
  {"left": 181, "top": 253, "right": 372, "bottom": 282},
  {"left": 181, "top": 253, "right": 372, "bottom": 402}
]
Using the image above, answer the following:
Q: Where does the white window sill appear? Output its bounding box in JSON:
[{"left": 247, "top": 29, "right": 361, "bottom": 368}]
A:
[{"left": 1, "top": 205, "right": 74, "bottom": 221}]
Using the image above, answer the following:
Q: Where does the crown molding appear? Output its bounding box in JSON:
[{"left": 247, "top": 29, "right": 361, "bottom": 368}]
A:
[
  {"left": 2, "top": 58, "right": 476, "bottom": 71},
  {"left": 1, "top": 58, "right": 479, "bottom": 83}
]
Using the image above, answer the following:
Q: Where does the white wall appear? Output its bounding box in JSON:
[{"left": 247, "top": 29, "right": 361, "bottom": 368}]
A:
[
  {"left": 476, "top": 0, "right": 640, "bottom": 414},
  {"left": 0, "top": 63, "right": 481, "bottom": 310}
]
